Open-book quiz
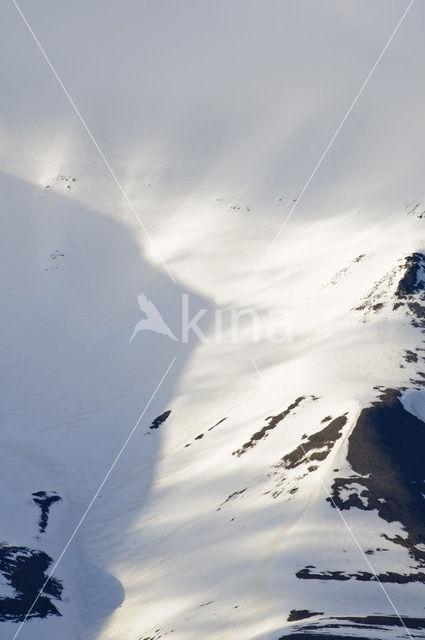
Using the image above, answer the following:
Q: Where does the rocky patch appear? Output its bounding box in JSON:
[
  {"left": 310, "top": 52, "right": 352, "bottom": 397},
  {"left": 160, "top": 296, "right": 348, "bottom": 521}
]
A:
[
  {"left": 328, "top": 389, "right": 425, "bottom": 565},
  {"left": 0, "top": 545, "right": 62, "bottom": 622},
  {"left": 270, "top": 415, "right": 347, "bottom": 499},
  {"left": 32, "top": 491, "right": 62, "bottom": 534},
  {"left": 149, "top": 410, "right": 171, "bottom": 430},
  {"left": 355, "top": 253, "right": 425, "bottom": 327},
  {"left": 232, "top": 397, "right": 316, "bottom": 457}
]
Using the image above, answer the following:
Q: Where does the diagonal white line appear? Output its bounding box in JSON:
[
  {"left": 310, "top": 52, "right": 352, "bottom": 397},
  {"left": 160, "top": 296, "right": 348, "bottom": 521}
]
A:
[
  {"left": 252, "top": 0, "right": 414, "bottom": 281},
  {"left": 11, "top": 356, "right": 176, "bottom": 640},
  {"left": 249, "top": 357, "right": 414, "bottom": 640},
  {"left": 12, "top": 0, "right": 176, "bottom": 284}
]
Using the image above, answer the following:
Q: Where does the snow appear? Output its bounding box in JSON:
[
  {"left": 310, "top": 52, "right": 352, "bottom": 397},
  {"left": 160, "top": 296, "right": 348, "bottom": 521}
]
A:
[{"left": 2, "top": 1, "right": 425, "bottom": 638}]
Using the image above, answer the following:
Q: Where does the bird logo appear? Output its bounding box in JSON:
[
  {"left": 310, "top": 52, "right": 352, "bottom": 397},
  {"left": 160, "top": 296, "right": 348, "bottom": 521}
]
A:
[{"left": 129, "top": 293, "right": 178, "bottom": 343}]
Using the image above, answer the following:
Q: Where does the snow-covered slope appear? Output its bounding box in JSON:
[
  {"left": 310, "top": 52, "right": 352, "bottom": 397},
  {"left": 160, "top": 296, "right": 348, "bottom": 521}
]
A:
[{"left": 2, "top": 1, "right": 425, "bottom": 639}]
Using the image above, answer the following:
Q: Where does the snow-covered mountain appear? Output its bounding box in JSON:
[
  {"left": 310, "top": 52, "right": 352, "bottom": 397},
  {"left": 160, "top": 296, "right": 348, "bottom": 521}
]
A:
[{"left": 2, "top": 1, "right": 425, "bottom": 639}]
